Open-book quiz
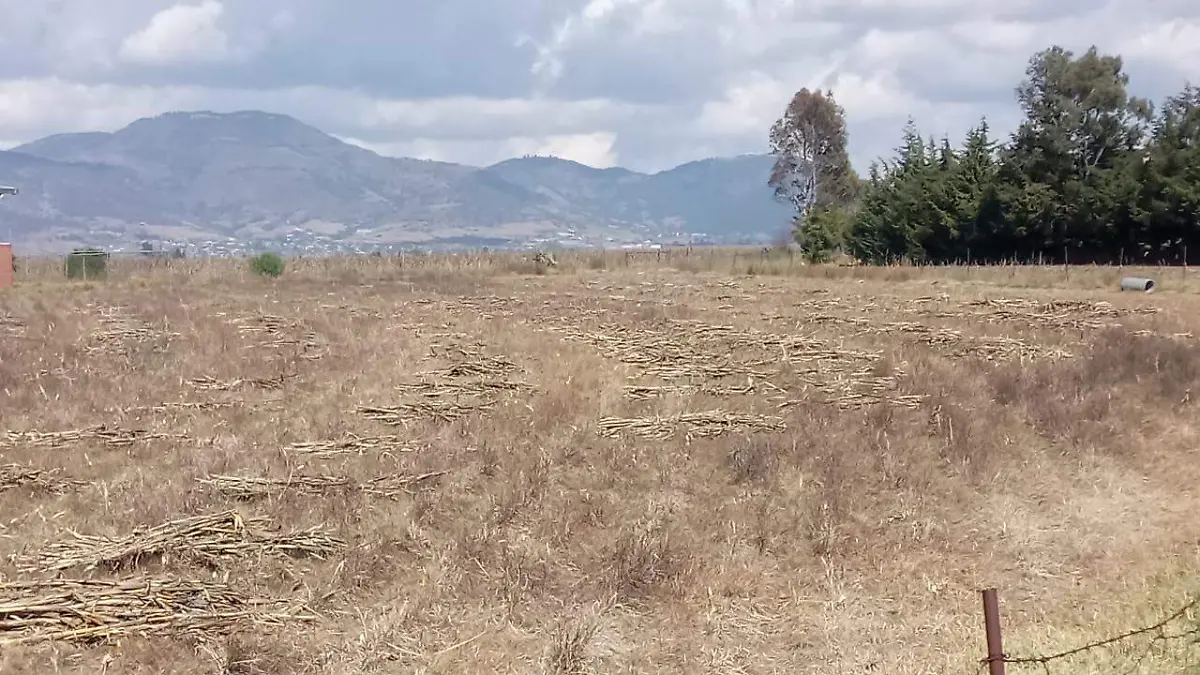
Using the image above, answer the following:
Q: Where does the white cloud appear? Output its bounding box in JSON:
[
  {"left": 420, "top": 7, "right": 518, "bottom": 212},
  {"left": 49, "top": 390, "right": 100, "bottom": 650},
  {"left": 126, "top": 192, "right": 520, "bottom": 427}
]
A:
[
  {"left": 695, "top": 72, "right": 791, "bottom": 137},
  {"left": 0, "top": 77, "right": 625, "bottom": 167},
  {"left": 0, "top": 78, "right": 202, "bottom": 133},
  {"left": 1117, "top": 19, "right": 1200, "bottom": 70},
  {"left": 119, "top": 0, "right": 231, "bottom": 65},
  {"left": 0, "top": 0, "right": 1196, "bottom": 173}
]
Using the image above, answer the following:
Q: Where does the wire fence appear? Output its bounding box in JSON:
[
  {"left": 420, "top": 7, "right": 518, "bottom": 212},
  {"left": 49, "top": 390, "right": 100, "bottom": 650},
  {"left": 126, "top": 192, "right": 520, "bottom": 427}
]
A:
[{"left": 979, "top": 588, "right": 1200, "bottom": 674}]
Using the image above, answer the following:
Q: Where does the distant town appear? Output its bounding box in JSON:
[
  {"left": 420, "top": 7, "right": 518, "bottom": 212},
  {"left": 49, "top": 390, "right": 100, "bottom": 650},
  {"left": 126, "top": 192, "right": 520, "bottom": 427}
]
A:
[{"left": 53, "top": 223, "right": 760, "bottom": 259}]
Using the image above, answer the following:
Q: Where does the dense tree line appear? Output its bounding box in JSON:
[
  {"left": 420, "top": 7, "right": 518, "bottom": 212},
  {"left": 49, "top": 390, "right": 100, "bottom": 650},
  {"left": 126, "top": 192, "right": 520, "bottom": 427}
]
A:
[{"left": 769, "top": 45, "right": 1200, "bottom": 264}]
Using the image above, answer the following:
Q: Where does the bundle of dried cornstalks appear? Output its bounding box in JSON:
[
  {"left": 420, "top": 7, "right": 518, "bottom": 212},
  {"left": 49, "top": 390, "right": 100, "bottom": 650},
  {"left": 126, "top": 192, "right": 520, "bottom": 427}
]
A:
[
  {"left": 1130, "top": 329, "right": 1195, "bottom": 340},
  {"left": 285, "top": 434, "right": 423, "bottom": 459},
  {"left": 639, "top": 362, "right": 775, "bottom": 381},
  {"left": 967, "top": 297, "right": 1158, "bottom": 317},
  {"left": 777, "top": 392, "right": 926, "bottom": 411},
  {"left": 806, "top": 313, "right": 1074, "bottom": 361},
  {"left": 233, "top": 313, "right": 326, "bottom": 358},
  {"left": 200, "top": 471, "right": 447, "bottom": 500},
  {"left": 233, "top": 313, "right": 300, "bottom": 334},
  {"left": 358, "top": 400, "right": 495, "bottom": 425},
  {"left": 597, "top": 411, "right": 785, "bottom": 440},
  {"left": 0, "top": 463, "right": 86, "bottom": 494},
  {"left": 16, "top": 510, "right": 344, "bottom": 573},
  {"left": 82, "top": 313, "right": 179, "bottom": 357},
  {"left": 116, "top": 401, "right": 240, "bottom": 414},
  {"left": 0, "top": 312, "right": 25, "bottom": 336},
  {"left": 188, "top": 374, "right": 289, "bottom": 391},
  {"left": 945, "top": 335, "right": 1073, "bottom": 361},
  {"left": 623, "top": 383, "right": 758, "bottom": 400},
  {"left": 395, "top": 379, "right": 534, "bottom": 396},
  {"left": 1, "top": 425, "right": 187, "bottom": 449},
  {"left": 428, "top": 356, "right": 519, "bottom": 378},
  {"left": 0, "top": 577, "right": 316, "bottom": 645}
]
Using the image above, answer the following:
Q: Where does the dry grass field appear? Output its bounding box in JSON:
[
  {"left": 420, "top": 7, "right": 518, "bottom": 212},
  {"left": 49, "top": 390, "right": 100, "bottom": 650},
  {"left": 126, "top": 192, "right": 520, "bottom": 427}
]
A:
[{"left": 1, "top": 249, "right": 1199, "bottom": 674}]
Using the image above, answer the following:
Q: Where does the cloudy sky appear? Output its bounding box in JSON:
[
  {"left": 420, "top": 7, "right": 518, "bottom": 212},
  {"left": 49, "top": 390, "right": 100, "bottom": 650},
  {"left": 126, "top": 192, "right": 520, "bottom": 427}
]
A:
[{"left": 0, "top": 0, "right": 1195, "bottom": 172}]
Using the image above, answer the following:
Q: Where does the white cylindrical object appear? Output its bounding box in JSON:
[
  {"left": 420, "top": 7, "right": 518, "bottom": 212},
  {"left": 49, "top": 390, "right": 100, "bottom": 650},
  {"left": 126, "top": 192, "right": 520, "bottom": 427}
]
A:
[{"left": 1120, "top": 276, "right": 1155, "bottom": 293}]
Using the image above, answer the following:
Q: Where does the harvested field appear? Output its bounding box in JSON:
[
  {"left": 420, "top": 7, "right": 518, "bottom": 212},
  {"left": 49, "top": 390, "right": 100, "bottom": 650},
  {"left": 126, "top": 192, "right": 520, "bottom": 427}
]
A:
[{"left": 2, "top": 253, "right": 1199, "bottom": 674}]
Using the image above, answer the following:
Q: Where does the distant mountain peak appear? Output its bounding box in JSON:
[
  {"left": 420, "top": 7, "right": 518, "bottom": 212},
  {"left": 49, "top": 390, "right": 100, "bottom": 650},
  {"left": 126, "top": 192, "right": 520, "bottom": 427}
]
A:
[{"left": 0, "top": 108, "right": 790, "bottom": 251}]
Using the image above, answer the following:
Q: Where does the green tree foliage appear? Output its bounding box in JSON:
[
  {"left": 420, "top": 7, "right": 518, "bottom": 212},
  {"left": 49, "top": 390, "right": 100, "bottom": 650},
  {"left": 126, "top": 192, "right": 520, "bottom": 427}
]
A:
[
  {"left": 833, "top": 44, "right": 1200, "bottom": 264},
  {"left": 797, "top": 206, "right": 852, "bottom": 262},
  {"left": 249, "top": 252, "right": 285, "bottom": 278},
  {"left": 768, "top": 89, "right": 857, "bottom": 250}
]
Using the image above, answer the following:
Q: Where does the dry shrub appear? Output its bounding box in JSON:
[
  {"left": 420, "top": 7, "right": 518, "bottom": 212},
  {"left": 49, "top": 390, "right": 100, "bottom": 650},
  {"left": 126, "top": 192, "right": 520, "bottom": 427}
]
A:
[
  {"left": 541, "top": 612, "right": 601, "bottom": 675},
  {"left": 220, "top": 633, "right": 308, "bottom": 675},
  {"left": 901, "top": 355, "right": 1007, "bottom": 483},
  {"left": 324, "top": 534, "right": 421, "bottom": 602},
  {"left": 489, "top": 447, "right": 552, "bottom": 526},
  {"left": 1080, "top": 327, "right": 1200, "bottom": 402},
  {"left": 725, "top": 434, "right": 781, "bottom": 486},
  {"left": 988, "top": 327, "right": 1200, "bottom": 449},
  {"left": 496, "top": 543, "right": 553, "bottom": 620},
  {"left": 603, "top": 506, "right": 690, "bottom": 602}
]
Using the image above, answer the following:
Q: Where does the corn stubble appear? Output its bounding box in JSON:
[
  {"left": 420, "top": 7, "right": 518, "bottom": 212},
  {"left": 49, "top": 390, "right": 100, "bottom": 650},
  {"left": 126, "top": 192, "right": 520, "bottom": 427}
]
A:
[{"left": 1, "top": 253, "right": 1199, "bottom": 674}]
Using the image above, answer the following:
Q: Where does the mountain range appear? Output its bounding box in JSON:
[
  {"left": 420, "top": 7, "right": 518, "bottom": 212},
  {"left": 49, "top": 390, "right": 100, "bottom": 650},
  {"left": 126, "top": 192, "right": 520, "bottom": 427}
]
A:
[{"left": 0, "top": 110, "right": 793, "bottom": 252}]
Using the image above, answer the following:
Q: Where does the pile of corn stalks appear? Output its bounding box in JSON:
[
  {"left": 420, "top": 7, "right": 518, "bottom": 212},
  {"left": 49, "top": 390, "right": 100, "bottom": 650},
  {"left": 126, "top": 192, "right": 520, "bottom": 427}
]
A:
[
  {"left": 199, "top": 471, "right": 446, "bottom": 500},
  {"left": 597, "top": 411, "right": 785, "bottom": 440},
  {"left": 0, "top": 463, "right": 86, "bottom": 494},
  {"left": 81, "top": 308, "right": 179, "bottom": 357},
  {"left": 0, "top": 312, "right": 25, "bottom": 336},
  {"left": 394, "top": 379, "right": 534, "bottom": 397},
  {"left": 447, "top": 295, "right": 523, "bottom": 320},
  {"left": 543, "top": 318, "right": 917, "bottom": 407},
  {"left": 1, "top": 425, "right": 188, "bottom": 450},
  {"left": 115, "top": 400, "right": 241, "bottom": 415},
  {"left": 806, "top": 314, "right": 1073, "bottom": 361},
  {"left": 233, "top": 312, "right": 325, "bottom": 359},
  {"left": 285, "top": 434, "right": 424, "bottom": 459},
  {"left": 15, "top": 510, "right": 344, "bottom": 573},
  {"left": 358, "top": 400, "right": 495, "bottom": 425},
  {"left": 623, "top": 383, "right": 760, "bottom": 400},
  {"left": 188, "top": 374, "right": 290, "bottom": 391},
  {"left": 424, "top": 341, "right": 518, "bottom": 379},
  {"left": 0, "top": 577, "right": 316, "bottom": 645}
]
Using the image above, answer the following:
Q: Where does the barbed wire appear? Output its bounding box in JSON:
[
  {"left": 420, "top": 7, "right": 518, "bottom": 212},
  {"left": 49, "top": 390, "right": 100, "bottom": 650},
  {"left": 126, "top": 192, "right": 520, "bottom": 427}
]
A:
[{"left": 980, "top": 594, "right": 1199, "bottom": 674}]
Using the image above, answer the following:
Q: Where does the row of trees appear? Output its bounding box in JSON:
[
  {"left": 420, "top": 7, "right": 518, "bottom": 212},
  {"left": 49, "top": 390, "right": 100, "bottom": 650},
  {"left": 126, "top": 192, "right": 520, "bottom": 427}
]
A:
[{"left": 768, "top": 45, "right": 1200, "bottom": 264}]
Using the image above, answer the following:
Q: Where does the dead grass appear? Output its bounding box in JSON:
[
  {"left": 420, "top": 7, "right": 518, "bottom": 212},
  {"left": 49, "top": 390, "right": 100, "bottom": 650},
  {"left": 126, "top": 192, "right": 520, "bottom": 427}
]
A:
[{"left": 2, "top": 251, "right": 1199, "bottom": 673}]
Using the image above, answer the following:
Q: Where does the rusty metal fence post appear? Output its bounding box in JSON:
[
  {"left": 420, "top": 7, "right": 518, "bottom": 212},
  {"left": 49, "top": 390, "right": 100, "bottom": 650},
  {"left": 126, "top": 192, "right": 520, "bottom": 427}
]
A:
[{"left": 982, "top": 588, "right": 1007, "bottom": 675}]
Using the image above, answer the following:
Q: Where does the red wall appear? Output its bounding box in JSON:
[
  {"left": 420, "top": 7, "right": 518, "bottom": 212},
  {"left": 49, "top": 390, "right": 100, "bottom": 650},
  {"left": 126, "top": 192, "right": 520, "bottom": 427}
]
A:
[{"left": 0, "top": 244, "right": 12, "bottom": 290}]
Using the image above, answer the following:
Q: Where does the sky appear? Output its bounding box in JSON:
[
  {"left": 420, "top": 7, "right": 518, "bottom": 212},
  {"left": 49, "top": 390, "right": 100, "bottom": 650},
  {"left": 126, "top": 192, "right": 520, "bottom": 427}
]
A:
[{"left": 0, "top": 0, "right": 1195, "bottom": 173}]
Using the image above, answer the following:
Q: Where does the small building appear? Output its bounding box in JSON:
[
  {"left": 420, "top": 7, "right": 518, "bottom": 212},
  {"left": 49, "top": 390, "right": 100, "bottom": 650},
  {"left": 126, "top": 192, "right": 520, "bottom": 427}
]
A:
[
  {"left": 0, "top": 185, "right": 18, "bottom": 289},
  {"left": 0, "top": 242, "right": 12, "bottom": 290}
]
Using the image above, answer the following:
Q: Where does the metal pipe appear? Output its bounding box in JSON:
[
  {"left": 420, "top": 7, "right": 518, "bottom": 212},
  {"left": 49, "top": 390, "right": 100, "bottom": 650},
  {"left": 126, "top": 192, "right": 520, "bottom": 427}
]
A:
[
  {"left": 1120, "top": 276, "right": 1155, "bottom": 293},
  {"left": 982, "top": 588, "right": 1007, "bottom": 675}
]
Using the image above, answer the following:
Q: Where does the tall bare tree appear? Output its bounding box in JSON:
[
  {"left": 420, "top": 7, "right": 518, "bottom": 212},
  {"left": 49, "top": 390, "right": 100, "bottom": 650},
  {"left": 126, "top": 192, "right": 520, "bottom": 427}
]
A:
[{"left": 768, "top": 88, "right": 855, "bottom": 220}]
